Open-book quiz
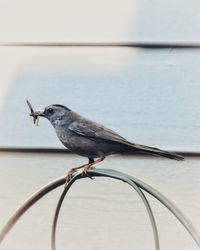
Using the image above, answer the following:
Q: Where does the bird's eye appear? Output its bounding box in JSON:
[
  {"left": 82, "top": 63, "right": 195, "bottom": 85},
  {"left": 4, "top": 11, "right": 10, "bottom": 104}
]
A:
[{"left": 47, "top": 108, "right": 54, "bottom": 114}]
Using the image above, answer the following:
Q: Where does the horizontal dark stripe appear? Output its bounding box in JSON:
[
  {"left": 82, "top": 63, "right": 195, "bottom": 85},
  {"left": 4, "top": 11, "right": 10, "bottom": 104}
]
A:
[
  {"left": 1, "top": 42, "right": 200, "bottom": 49},
  {"left": 0, "top": 147, "right": 70, "bottom": 154},
  {"left": 0, "top": 147, "right": 199, "bottom": 157}
]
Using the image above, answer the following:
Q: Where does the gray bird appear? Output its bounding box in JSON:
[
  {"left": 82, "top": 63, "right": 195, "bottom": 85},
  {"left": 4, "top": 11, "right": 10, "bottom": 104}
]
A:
[{"left": 27, "top": 102, "right": 184, "bottom": 179}]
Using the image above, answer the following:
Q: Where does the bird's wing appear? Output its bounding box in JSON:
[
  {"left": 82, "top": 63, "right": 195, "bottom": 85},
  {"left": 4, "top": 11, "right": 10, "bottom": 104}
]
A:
[
  {"left": 69, "top": 120, "right": 154, "bottom": 148},
  {"left": 68, "top": 120, "right": 128, "bottom": 144},
  {"left": 69, "top": 120, "right": 184, "bottom": 160}
]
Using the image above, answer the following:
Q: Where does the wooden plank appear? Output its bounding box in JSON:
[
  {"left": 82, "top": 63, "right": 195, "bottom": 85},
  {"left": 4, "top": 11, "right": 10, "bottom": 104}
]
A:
[
  {"left": 0, "top": 47, "right": 199, "bottom": 151},
  {"left": 0, "top": 0, "right": 200, "bottom": 43}
]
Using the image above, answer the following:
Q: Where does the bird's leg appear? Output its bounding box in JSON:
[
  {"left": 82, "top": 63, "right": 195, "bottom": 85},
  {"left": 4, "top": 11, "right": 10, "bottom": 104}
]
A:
[
  {"left": 65, "top": 156, "right": 105, "bottom": 183},
  {"left": 83, "top": 156, "right": 105, "bottom": 175},
  {"left": 82, "top": 158, "right": 95, "bottom": 179}
]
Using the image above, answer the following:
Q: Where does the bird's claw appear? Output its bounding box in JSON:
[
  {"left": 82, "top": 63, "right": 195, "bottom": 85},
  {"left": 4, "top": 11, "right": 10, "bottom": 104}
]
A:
[
  {"left": 65, "top": 167, "right": 94, "bottom": 187},
  {"left": 65, "top": 168, "right": 77, "bottom": 186},
  {"left": 82, "top": 165, "right": 95, "bottom": 178}
]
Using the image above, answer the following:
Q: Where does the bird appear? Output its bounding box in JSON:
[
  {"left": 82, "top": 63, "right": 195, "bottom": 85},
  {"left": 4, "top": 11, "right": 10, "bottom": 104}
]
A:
[{"left": 27, "top": 101, "right": 184, "bottom": 181}]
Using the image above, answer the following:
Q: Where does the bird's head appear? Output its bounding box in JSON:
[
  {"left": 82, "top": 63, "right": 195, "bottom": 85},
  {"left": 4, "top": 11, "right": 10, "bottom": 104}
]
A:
[
  {"left": 28, "top": 101, "right": 72, "bottom": 127},
  {"left": 38, "top": 104, "right": 72, "bottom": 126}
]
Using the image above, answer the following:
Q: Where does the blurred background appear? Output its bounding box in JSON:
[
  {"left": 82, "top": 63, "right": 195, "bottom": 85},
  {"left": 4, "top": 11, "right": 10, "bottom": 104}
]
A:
[{"left": 0, "top": 1, "right": 200, "bottom": 250}]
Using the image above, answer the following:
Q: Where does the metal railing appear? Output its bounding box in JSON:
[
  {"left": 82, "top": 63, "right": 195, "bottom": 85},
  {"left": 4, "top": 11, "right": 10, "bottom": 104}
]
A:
[{"left": 0, "top": 168, "right": 200, "bottom": 250}]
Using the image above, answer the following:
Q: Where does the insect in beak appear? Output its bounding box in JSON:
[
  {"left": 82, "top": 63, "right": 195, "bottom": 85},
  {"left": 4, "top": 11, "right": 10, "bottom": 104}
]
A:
[{"left": 26, "top": 100, "right": 42, "bottom": 126}]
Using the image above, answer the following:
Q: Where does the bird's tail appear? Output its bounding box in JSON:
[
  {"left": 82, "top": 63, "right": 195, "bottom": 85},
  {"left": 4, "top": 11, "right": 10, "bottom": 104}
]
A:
[{"left": 125, "top": 142, "right": 184, "bottom": 161}]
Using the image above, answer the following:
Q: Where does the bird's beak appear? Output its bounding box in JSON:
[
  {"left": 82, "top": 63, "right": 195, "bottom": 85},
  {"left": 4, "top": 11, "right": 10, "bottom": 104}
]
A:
[{"left": 30, "top": 110, "right": 45, "bottom": 117}]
